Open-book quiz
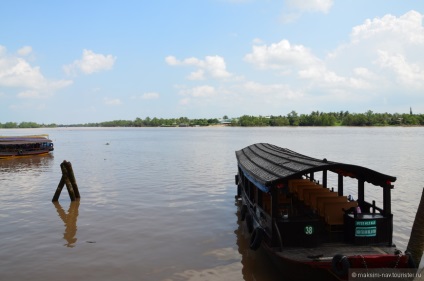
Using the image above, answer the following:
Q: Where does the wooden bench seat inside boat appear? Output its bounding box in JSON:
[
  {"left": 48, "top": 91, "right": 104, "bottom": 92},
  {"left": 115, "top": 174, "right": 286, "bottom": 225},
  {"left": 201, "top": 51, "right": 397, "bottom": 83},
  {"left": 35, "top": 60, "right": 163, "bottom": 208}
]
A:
[
  {"left": 324, "top": 201, "right": 358, "bottom": 226},
  {"left": 316, "top": 196, "right": 348, "bottom": 216},
  {"left": 288, "top": 179, "right": 317, "bottom": 193},
  {"left": 303, "top": 188, "right": 330, "bottom": 206},
  {"left": 310, "top": 192, "right": 338, "bottom": 210},
  {"left": 296, "top": 185, "right": 322, "bottom": 201},
  {"left": 288, "top": 178, "right": 310, "bottom": 187}
]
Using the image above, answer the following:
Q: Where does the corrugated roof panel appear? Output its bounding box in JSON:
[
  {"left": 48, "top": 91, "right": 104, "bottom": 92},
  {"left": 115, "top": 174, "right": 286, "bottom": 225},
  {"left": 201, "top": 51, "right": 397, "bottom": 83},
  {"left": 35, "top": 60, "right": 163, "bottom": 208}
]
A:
[{"left": 236, "top": 143, "right": 396, "bottom": 188}]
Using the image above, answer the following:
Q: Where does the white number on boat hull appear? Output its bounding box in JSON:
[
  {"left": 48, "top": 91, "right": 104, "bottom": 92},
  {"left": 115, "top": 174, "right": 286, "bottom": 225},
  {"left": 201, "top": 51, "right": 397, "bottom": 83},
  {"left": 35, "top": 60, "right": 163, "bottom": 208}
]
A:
[{"left": 304, "top": 226, "right": 314, "bottom": 235}]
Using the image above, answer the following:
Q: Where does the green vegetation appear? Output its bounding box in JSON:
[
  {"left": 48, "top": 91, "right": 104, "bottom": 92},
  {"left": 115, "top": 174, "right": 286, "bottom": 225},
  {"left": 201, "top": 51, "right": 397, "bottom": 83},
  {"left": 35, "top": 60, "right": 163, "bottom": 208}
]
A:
[
  {"left": 233, "top": 110, "right": 424, "bottom": 127},
  {"left": 63, "top": 117, "right": 221, "bottom": 127},
  {"left": 1, "top": 110, "right": 424, "bottom": 128},
  {"left": 0, "top": 122, "right": 57, "bottom": 129}
]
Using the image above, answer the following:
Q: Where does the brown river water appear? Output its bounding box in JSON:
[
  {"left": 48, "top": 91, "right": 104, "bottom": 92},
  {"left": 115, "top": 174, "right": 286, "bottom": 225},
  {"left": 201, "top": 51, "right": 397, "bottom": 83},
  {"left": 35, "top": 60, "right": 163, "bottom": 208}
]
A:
[{"left": 0, "top": 127, "right": 423, "bottom": 281}]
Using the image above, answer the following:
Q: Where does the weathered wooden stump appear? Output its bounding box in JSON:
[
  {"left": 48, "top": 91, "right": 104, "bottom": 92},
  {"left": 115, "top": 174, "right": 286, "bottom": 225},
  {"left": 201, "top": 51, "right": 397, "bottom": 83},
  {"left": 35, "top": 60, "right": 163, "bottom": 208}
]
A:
[{"left": 52, "top": 160, "right": 81, "bottom": 202}]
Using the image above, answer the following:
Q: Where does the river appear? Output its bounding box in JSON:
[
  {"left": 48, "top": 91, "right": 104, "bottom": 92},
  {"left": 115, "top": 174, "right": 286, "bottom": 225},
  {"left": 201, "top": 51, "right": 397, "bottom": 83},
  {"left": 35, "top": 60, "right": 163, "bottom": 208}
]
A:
[{"left": 0, "top": 127, "right": 423, "bottom": 281}]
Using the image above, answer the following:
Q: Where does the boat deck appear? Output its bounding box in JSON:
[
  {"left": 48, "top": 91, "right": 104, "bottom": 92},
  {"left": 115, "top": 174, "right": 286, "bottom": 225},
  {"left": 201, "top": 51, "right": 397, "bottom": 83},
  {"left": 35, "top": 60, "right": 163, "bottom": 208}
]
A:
[{"left": 274, "top": 242, "right": 396, "bottom": 262}]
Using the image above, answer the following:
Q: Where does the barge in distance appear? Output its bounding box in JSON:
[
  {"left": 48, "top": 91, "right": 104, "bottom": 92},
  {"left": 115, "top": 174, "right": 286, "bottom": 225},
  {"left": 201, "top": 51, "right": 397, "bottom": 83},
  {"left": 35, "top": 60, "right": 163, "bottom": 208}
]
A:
[
  {"left": 0, "top": 135, "right": 54, "bottom": 159},
  {"left": 235, "top": 143, "right": 414, "bottom": 280}
]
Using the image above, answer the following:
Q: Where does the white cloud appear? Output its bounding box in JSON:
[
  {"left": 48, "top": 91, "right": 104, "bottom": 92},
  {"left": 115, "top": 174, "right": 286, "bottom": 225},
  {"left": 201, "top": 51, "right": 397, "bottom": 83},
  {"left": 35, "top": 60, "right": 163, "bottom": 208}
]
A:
[
  {"left": 241, "top": 81, "right": 301, "bottom": 100},
  {"left": 244, "top": 9, "right": 424, "bottom": 109},
  {"left": 165, "top": 56, "right": 179, "bottom": 66},
  {"left": 188, "top": 69, "right": 205, "bottom": 80},
  {"left": 351, "top": 11, "right": 424, "bottom": 44},
  {"left": 166, "top": 55, "right": 232, "bottom": 80},
  {"left": 103, "top": 97, "right": 122, "bottom": 105},
  {"left": 375, "top": 50, "right": 424, "bottom": 88},
  {"left": 177, "top": 85, "right": 217, "bottom": 106},
  {"left": 222, "top": 0, "right": 251, "bottom": 3},
  {"left": 330, "top": 10, "right": 424, "bottom": 60},
  {"left": 17, "top": 46, "right": 32, "bottom": 56},
  {"left": 141, "top": 92, "right": 160, "bottom": 100},
  {"left": 0, "top": 45, "right": 72, "bottom": 99},
  {"left": 180, "top": 85, "right": 216, "bottom": 98},
  {"left": 204, "top": 56, "right": 232, "bottom": 79},
  {"left": 179, "top": 97, "right": 190, "bottom": 105},
  {"left": 244, "top": 39, "right": 349, "bottom": 87},
  {"left": 131, "top": 92, "right": 160, "bottom": 100},
  {"left": 252, "top": 38, "right": 264, "bottom": 45},
  {"left": 282, "top": 0, "right": 334, "bottom": 23},
  {"left": 64, "top": 49, "right": 116, "bottom": 75},
  {"left": 244, "top": 40, "right": 320, "bottom": 71},
  {"left": 327, "top": 10, "right": 424, "bottom": 92},
  {"left": 9, "top": 102, "right": 47, "bottom": 111},
  {"left": 286, "top": 0, "right": 334, "bottom": 13},
  {"left": 17, "top": 90, "right": 39, "bottom": 99},
  {"left": 0, "top": 45, "right": 6, "bottom": 56}
]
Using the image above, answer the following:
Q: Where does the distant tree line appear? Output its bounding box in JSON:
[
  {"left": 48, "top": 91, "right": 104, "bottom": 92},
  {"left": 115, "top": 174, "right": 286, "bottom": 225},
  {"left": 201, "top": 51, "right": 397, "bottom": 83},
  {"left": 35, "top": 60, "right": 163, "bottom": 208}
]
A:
[
  {"left": 1, "top": 110, "right": 424, "bottom": 128},
  {"left": 0, "top": 122, "right": 57, "bottom": 129},
  {"left": 57, "top": 117, "right": 221, "bottom": 128}
]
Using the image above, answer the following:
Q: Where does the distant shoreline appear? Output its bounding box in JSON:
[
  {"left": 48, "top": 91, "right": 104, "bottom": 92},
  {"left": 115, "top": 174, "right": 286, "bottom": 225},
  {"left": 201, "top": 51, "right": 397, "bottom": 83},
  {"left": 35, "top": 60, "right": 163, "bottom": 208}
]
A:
[
  {"left": 2, "top": 110, "right": 424, "bottom": 128},
  {"left": 1, "top": 124, "right": 423, "bottom": 130}
]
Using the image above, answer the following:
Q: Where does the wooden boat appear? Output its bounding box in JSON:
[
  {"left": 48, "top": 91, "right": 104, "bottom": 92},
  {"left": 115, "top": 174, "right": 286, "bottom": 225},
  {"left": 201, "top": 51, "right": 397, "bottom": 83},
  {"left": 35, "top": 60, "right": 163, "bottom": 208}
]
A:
[
  {"left": 235, "top": 143, "right": 414, "bottom": 280},
  {"left": 0, "top": 134, "right": 54, "bottom": 158}
]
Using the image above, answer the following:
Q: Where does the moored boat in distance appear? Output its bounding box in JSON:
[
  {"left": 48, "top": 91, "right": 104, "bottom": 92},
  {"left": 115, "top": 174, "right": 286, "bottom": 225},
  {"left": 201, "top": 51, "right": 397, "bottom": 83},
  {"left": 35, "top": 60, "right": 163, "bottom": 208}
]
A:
[
  {"left": 0, "top": 134, "right": 54, "bottom": 158},
  {"left": 235, "top": 143, "right": 415, "bottom": 280}
]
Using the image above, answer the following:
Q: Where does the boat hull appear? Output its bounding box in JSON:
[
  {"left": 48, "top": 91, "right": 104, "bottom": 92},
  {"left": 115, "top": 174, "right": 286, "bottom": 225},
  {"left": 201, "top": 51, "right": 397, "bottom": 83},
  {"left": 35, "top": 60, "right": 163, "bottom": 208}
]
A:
[
  {"left": 0, "top": 135, "right": 54, "bottom": 159},
  {"left": 237, "top": 200, "right": 412, "bottom": 281},
  {"left": 263, "top": 245, "right": 340, "bottom": 281},
  {"left": 0, "top": 149, "right": 53, "bottom": 159},
  {"left": 234, "top": 144, "right": 415, "bottom": 280}
]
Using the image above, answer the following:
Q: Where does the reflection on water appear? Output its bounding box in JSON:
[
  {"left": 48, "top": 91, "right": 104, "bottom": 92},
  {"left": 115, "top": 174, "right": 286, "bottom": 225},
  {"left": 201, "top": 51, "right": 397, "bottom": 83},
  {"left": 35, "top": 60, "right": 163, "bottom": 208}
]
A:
[
  {"left": 53, "top": 201, "right": 80, "bottom": 248},
  {"left": 0, "top": 154, "right": 53, "bottom": 172},
  {"left": 234, "top": 201, "right": 289, "bottom": 281},
  {"left": 166, "top": 201, "right": 282, "bottom": 281}
]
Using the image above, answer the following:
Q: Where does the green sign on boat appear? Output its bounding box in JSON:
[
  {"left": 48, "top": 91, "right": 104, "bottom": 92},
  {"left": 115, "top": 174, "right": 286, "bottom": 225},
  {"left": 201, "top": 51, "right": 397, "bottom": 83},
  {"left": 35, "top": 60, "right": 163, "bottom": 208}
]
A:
[
  {"left": 355, "top": 220, "right": 376, "bottom": 226},
  {"left": 355, "top": 220, "right": 377, "bottom": 237}
]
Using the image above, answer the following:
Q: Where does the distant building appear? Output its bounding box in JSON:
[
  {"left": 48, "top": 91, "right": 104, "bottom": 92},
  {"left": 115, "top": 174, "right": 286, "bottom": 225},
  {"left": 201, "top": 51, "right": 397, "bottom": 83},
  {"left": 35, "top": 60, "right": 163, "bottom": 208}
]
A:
[{"left": 219, "top": 118, "right": 232, "bottom": 125}]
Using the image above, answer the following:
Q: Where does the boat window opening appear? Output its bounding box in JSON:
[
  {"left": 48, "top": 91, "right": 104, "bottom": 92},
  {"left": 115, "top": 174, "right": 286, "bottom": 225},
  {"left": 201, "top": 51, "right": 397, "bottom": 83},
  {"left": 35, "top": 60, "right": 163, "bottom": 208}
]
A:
[
  {"left": 364, "top": 182, "right": 383, "bottom": 212},
  {"left": 246, "top": 178, "right": 255, "bottom": 204},
  {"left": 326, "top": 171, "right": 339, "bottom": 194},
  {"left": 277, "top": 189, "right": 291, "bottom": 217},
  {"left": 258, "top": 190, "right": 272, "bottom": 215},
  {"left": 342, "top": 176, "right": 359, "bottom": 202}
]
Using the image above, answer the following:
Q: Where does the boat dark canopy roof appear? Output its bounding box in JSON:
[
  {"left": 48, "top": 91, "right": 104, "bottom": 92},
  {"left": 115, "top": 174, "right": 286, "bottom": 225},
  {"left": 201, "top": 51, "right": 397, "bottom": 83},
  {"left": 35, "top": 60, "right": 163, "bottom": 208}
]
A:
[
  {"left": 236, "top": 143, "right": 396, "bottom": 191},
  {"left": 0, "top": 137, "right": 52, "bottom": 145}
]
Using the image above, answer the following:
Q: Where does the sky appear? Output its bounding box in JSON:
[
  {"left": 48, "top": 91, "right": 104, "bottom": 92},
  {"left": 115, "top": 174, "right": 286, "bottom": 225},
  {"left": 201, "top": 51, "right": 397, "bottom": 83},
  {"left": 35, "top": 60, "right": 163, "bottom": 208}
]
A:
[{"left": 1, "top": 0, "right": 424, "bottom": 124}]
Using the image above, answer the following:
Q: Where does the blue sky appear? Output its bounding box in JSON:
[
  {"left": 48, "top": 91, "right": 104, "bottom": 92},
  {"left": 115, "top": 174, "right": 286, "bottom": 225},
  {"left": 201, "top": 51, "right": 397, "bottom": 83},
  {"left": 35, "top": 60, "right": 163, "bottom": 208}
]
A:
[{"left": 1, "top": 0, "right": 424, "bottom": 124}]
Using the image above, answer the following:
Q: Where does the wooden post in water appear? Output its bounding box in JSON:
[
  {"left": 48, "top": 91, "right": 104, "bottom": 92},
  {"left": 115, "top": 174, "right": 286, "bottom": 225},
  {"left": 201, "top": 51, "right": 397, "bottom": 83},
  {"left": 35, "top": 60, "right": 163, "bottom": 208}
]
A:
[
  {"left": 52, "top": 160, "right": 80, "bottom": 202},
  {"left": 52, "top": 176, "right": 66, "bottom": 202},
  {"left": 62, "top": 161, "right": 80, "bottom": 199},
  {"left": 406, "top": 187, "right": 424, "bottom": 268},
  {"left": 61, "top": 163, "right": 76, "bottom": 201}
]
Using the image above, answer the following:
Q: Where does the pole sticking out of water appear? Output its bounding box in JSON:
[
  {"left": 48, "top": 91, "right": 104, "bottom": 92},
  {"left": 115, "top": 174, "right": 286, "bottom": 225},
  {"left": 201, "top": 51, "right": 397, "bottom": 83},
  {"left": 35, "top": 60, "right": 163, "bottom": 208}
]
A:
[
  {"left": 52, "top": 160, "right": 81, "bottom": 202},
  {"left": 406, "top": 187, "right": 424, "bottom": 268}
]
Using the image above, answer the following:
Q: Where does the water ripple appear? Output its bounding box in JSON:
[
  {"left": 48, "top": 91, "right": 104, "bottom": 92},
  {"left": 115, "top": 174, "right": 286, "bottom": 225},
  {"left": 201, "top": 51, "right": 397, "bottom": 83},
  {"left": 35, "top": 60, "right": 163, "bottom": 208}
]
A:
[{"left": 0, "top": 127, "right": 423, "bottom": 281}]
